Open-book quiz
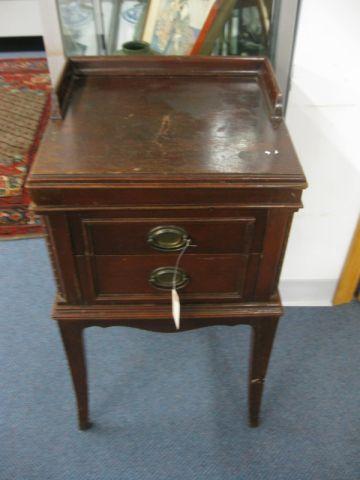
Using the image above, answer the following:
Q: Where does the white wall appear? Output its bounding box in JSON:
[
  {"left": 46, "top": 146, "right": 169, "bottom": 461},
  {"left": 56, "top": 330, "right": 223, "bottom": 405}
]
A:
[
  {"left": 0, "top": 1, "right": 42, "bottom": 37},
  {"left": 280, "top": 0, "right": 360, "bottom": 305}
]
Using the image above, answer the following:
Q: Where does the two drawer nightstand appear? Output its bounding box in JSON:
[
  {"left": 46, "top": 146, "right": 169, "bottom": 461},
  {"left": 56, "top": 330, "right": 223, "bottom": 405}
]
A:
[{"left": 28, "top": 56, "right": 306, "bottom": 430}]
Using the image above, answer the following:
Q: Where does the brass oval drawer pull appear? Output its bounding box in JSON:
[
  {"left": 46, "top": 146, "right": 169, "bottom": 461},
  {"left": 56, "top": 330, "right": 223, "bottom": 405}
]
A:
[
  {"left": 147, "top": 226, "right": 189, "bottom": 252},
  {"left": 149, "top": 267, "right": 189, "bottom": 290}
]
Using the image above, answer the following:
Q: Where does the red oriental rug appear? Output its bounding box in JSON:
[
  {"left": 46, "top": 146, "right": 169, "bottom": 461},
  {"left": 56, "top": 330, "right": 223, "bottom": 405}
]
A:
[{"left": 0, "top": 58, "right": 51, "bottom": 239}]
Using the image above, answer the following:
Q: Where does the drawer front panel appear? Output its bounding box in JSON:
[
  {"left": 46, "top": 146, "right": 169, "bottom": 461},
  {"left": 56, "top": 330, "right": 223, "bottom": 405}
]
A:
[
  {"left": 79, "top": 218, "right": 255, "bottom": 255},
  {"left": 77, "top": 254, "right": 249, "bottom": 302}
]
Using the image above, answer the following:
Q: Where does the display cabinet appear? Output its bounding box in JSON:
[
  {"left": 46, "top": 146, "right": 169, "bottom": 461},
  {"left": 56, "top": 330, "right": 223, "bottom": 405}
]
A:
[
  {"left": 45, "top": 0, "right": 299, "bottom": 100},
  {"left": 56, "top": 0, "right": 275, "bottom": 56}
]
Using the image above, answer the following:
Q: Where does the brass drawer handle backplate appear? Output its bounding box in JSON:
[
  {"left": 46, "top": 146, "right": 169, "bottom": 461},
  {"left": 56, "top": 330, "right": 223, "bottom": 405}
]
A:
[
  {"left": 149, "top": 267, "right": 189, "bottom": 290},
  {"left": 147, "top": 225, "right": 189, "bottom": 252}
]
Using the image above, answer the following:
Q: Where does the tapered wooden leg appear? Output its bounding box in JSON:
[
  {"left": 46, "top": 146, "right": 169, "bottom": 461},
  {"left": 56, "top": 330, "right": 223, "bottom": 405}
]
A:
[
  {"left": 248, "top": 316, "right": 279, "bottom": 427},
  {"left": 58, "top": 321, "right": 91, "bottom": 430}
]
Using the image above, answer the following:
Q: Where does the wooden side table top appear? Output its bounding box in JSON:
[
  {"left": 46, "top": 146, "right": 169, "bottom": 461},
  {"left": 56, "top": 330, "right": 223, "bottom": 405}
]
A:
[{"left": 29, "top": 56, "right": 305, "bottom": 189}]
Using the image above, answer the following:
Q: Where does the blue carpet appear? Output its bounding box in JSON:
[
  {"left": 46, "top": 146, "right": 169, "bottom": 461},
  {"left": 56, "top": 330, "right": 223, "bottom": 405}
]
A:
[{"left": 0, "top": 238, "right": 359, "bottom": 480}]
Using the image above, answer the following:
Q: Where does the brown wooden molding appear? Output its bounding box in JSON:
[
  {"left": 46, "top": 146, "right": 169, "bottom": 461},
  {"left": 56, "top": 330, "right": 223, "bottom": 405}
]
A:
[{"left": 56, "top": 56, "right": 283, "bottom": 119}]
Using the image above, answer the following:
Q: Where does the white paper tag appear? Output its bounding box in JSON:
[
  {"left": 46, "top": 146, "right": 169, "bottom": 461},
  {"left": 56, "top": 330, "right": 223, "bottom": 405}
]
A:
[{"left": 172, "top": 288, "right": 180, "bottom": 330}]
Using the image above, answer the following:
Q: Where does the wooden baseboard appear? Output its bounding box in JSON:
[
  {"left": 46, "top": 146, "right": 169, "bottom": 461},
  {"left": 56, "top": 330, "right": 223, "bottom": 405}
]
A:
[{"left": 280, "top": 279, "right": 336, "bottom": 306}]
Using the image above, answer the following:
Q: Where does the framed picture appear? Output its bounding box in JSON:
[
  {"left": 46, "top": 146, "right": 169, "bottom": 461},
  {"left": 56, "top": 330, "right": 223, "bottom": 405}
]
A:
[
  {"left": 142, "top": 0, "right": 219, "bottom": 55},
  {"left": 191, "top": 0, "right": 237, "bottom": 54}
]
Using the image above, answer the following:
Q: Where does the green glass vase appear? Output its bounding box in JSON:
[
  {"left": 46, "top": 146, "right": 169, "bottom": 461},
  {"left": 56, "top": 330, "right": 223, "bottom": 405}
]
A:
[{"left": 117, "top": 41, "right": 155, "bottom": 56}]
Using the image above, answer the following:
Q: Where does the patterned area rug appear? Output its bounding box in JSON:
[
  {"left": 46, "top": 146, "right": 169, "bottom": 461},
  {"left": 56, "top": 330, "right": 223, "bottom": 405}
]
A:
[{"left": 0, "top": 58, "right": 51, "bottom": 239}]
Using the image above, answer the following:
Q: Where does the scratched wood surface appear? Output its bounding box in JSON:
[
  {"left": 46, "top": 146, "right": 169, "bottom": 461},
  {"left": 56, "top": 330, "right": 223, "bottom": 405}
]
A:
[{"left": 29, "top": 57, "right": 305, "bottom": 185}]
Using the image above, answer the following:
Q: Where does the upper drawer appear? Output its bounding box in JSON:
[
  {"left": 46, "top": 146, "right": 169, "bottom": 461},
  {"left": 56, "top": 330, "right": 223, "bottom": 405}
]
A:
[{"left": 74, "top": 217, "right": 257, "bottom": 255}]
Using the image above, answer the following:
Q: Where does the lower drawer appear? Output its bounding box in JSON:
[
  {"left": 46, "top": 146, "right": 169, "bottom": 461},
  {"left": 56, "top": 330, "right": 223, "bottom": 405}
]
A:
[{"left": 76, "top": 254, "right": 249, "bottom": 302}]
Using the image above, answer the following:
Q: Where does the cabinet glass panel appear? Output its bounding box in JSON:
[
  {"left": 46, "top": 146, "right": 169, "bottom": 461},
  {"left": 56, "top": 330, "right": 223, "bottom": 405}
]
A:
[{"left": 56, "top": 0, "right": 278, "bottom": 58}]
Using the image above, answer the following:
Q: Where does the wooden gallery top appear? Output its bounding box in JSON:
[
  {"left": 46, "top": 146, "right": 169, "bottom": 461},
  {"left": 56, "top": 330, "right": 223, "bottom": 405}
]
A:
[{"left": 28, "top": 56, "right": 306, "bottom": 208}]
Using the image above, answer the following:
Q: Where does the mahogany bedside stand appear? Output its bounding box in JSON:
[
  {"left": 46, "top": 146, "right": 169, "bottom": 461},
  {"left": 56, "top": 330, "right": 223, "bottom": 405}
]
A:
[{"left": 27, "top": 56, "right": 307, "bottom": 430}]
